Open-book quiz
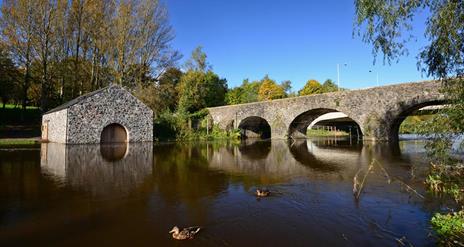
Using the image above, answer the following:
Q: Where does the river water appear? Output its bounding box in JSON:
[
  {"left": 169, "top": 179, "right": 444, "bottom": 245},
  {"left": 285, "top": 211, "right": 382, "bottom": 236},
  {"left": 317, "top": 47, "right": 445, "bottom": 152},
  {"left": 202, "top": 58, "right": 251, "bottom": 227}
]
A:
[{"left": 0, "top": 138, "right": 449, "bottom": 246}]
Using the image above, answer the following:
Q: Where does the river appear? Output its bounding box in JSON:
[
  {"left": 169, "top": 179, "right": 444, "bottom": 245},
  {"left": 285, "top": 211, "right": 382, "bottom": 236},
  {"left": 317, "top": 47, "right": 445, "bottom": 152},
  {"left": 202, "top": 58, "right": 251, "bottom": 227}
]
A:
[{"left": 0, "top": 138, "right": 451, "bottom": 246}]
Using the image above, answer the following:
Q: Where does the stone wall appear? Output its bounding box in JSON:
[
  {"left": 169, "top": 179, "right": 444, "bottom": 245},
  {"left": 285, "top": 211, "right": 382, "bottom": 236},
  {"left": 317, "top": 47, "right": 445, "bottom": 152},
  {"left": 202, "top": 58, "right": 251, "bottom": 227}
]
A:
[
  {"left": 66, "top": 85, "right": 153, "bottom": 144},
  {"left": 208, "top": 80, "right": 445, "bottom": 141},
  {"left": 41, "top": 109, "right": 68, "bottom": 143}
]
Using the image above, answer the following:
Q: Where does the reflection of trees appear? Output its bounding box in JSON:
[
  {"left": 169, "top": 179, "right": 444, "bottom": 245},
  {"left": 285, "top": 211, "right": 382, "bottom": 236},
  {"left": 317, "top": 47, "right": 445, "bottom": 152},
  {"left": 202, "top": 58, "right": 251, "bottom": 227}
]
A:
[{"left": 153, "top": 143, "right": 228, "bottom": 203}]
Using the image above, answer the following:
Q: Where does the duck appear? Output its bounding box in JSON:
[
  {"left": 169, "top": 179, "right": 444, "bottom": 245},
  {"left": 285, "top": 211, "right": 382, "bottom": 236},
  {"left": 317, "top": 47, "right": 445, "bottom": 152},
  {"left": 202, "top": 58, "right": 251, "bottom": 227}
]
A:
[
  {"left": 256, "top": 189, "right": 271, "bottom": 197},
  {"left": 169, "top": 226, "right": 201, "bottom": 240}
]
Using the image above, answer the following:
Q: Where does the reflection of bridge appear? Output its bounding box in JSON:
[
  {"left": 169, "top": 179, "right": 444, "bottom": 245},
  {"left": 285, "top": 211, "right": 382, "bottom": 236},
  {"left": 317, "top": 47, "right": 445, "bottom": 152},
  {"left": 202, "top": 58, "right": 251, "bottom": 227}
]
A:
[
  {"left": 207, "top": 139, "right": 419, "bottom": 184},
  {"left": 208, "top": 81, "right": 445, "bottom": 141}
]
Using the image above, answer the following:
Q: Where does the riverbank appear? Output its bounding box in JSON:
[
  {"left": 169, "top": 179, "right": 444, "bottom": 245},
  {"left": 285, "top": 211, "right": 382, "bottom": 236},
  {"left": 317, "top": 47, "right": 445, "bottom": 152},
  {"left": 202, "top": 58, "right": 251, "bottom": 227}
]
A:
[{"left": 306, "top": 129, "right": 349, "bottom": 137}]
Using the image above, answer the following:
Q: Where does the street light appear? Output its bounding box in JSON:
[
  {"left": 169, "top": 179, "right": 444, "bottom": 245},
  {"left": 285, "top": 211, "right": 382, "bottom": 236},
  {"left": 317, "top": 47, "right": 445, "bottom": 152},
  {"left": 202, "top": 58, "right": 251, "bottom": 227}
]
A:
[
  {"left": 337, "top": 63, "right": 348, "bottom": 91},
  {"left": 369, "top": 70, "right": 379, "bottom": 87}
]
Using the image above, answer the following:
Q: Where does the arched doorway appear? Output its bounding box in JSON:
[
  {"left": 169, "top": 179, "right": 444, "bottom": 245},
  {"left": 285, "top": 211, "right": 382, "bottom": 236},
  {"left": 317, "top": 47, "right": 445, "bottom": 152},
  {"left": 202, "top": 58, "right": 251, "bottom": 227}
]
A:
[
  {"left": 101, "top": 123, "right": 128, "bottom": 143},
  {"left": 238, "top": 116, "right": 271, "bottom": 139}
]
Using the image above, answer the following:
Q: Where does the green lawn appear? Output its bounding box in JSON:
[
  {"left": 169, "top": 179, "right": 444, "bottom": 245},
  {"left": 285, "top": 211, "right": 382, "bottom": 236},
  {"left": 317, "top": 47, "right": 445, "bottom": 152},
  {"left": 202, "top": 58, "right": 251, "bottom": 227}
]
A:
[
  {"left": 0, "top": 138, "right": 41, "bottom": 146},
  {"left": 306, "top": 129, "right": 349, "bottom": 137}
]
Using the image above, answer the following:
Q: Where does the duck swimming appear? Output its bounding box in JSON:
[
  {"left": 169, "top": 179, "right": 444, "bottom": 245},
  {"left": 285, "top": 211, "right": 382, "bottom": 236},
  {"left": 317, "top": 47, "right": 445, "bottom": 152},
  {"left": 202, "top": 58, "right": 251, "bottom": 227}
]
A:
[
  {"left": 256, "top": 189, "right": 270, "bottom": 197},
  {"left": 169, "top": 226, "right": 201, "bottom": 240}
]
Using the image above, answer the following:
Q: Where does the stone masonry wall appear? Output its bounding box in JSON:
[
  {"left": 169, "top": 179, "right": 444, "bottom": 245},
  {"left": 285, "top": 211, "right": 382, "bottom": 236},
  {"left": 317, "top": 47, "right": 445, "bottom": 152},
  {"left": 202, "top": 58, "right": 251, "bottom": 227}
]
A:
[
  {"left": 42, "top": 109, "right": 68, "bottom": 143},
  {"left": 66, "top": 85, "right": 153, "bottom": 144},
  {"left": 208, "top": 80, "right": 445, "bottom": 141}
]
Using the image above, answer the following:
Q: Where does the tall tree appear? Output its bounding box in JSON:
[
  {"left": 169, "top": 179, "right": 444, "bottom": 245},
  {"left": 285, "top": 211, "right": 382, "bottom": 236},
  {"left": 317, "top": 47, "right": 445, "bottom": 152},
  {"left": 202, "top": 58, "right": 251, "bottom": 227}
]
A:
[
  {"left": 184, "top": 46, "right": 210, "bottom": 72},
  {"left": 322, "top": 79, "right": 338, "bottom": 93},
  {"left": 298, "top": 79, "right": 323, "bottom": 96},
  {"left": 258, "top": 75, "right": 285, "bottom": 101},
  {"left": 30, "top": 0, "right": 57, "bottom": 111},
  {"left": 0, "top": 48, "right": 21, "bottom": 108},
  {"left": 1, "top": 0, "right": 35, "bottom": 110}
]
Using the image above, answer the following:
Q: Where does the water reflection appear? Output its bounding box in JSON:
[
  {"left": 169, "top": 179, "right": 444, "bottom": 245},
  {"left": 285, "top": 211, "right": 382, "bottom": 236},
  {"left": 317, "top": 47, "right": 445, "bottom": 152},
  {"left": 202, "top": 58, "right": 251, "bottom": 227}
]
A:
[
  {"left": 40, "top": 142, "right": 153, "bottom": 197},
  {"left": 0, "top": 139, "right": 441, "bottom": 246}
]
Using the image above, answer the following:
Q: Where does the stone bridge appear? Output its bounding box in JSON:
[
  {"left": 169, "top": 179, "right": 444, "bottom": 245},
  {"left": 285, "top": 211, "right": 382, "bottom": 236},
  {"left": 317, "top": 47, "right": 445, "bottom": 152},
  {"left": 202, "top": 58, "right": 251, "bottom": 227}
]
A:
[{"left": 208, "top": 80, "right": 446, "bottom": 141}]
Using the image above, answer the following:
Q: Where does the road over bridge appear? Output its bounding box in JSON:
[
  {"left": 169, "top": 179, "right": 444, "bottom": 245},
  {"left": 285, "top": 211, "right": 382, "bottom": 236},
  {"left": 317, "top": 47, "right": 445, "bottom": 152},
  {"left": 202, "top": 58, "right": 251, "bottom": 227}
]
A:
[{"left": 208, "top": 80, "right": 445, "bottom": 141}]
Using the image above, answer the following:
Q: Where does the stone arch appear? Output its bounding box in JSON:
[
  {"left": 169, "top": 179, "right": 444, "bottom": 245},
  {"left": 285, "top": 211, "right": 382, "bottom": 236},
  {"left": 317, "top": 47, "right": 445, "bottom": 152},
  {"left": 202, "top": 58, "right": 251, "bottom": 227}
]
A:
[
  {"left": 288, "top": 108, "right": 363, "bottom": 139},
  {"left": 388, "top": 100, "right": 448, "bottom": 142},
  {"left": 100, "top": 123, "right": 128, "bottom": 143},
  {"left": 238, "top": 116, "right": 271, "bottom": 139}
]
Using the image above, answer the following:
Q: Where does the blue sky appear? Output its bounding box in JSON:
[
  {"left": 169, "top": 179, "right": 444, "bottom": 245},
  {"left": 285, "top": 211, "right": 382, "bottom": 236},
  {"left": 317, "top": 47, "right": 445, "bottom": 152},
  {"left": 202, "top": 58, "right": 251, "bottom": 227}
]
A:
[{"left": 164, "top": 0, "right": 431, "bottom": 91}]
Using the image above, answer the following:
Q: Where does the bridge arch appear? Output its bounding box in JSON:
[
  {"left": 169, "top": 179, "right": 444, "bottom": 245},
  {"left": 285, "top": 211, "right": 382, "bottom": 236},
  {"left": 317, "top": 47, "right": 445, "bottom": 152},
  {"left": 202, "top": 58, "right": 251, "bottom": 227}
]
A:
[
  {"left": 238, "top": 116, "right": 271, "bottom": 139},
  {"left": 388, "top": 99, "right": 448, "bottom": 142},
  {"left": 288, "top": 108, "right": 363, "bottom": 139}
]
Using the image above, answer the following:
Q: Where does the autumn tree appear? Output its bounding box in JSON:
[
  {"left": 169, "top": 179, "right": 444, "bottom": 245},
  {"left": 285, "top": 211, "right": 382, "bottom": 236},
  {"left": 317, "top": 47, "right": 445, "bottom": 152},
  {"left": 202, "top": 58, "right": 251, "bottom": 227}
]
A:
[
  {"left": 0, "top": 0, "right": 35, "bottom": 110},
  {"left": 0, "top": 0, "right": 178, "bottom": 111},
  {"left": 298, "top": 79, "right": 323, "bottom": 96},
  {"left": 258, "top": 75, "right": 285, "bottom": 101},
  {"left": 184, "top": 46, "right": 210, "bottom": 72},
  {"left": 0, "top": 48, "right": 21, "bottom": 108},
  {"left": 226, "top": 79, "right": 263, "bottom": 105}
]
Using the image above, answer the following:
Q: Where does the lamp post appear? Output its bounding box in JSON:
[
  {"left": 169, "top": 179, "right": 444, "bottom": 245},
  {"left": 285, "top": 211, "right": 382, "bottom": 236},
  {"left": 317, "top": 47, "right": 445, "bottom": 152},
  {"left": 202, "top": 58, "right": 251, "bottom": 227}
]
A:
[
  {"left": 369, "top": 70, "right": 379, "bottom": 87},
  {"left": 337, "top": 63, "right": 348, "bottom": 91}
]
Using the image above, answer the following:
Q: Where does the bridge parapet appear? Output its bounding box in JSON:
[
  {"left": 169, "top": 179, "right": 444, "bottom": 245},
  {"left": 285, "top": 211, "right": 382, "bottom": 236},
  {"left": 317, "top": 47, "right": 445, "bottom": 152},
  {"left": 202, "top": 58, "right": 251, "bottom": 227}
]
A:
[{"left": 208, "top": 80, "right": 445, "bottom": 141}]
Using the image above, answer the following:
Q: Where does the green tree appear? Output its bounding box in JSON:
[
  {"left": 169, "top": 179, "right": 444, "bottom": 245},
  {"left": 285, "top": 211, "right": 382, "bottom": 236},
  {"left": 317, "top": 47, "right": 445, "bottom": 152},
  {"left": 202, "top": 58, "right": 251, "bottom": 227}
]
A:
[
  {"left": 258, "top": 75, "right": 285, "bottom": 101},
  {"left": 298, "top": 79, "right": 323, "bottom": 96},
  {"left": 0, "top": 48, "right": 21, "bottom": 108},
  {"left": 280, "top": 80, "right": 292, "bottom": 96},
  {"left": 354, "top": 1, "right": 464, "bottom": 244},
  {"left": 184, "top": 46, "right": 210, "bottom": 72},
  {"left": 322, "top": 79, "right": 338, "bottom": 93},
  {"left": 178, "top": 70, "right": 227, "bottom": 113},
  {"left": 226, "top": 78, "right": 262, "bottom": 105}
]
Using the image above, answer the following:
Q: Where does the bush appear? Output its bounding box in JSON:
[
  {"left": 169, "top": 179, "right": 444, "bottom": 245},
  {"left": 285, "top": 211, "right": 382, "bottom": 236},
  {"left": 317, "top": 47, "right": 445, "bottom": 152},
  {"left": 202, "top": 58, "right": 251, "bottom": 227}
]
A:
[{"left": 431, "top": 210, "right": 464, "bottom": 246}]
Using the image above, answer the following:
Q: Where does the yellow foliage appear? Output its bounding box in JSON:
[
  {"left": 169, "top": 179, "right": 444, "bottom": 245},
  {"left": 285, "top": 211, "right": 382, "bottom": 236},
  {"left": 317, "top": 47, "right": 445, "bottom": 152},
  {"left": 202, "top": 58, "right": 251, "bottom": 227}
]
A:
[
  {"left": 258, "top": 76, "right": 285, "bottom": 101},
  {"left": 298, "top": 79, "right": 323, "bottom": 96}
]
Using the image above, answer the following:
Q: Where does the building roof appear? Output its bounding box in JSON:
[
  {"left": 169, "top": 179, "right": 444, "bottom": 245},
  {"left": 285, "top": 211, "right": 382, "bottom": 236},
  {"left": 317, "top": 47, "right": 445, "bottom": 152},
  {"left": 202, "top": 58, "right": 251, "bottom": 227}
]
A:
[{"left": 44, "top": 85, "right": 113, "bottom": 115}]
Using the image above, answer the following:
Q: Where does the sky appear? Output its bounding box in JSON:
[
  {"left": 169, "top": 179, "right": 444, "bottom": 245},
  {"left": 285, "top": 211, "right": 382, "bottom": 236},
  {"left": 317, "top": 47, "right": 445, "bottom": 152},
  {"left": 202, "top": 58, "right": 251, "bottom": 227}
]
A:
[{"left": 164, "top": 0, "right": 431, "bottom": 91}]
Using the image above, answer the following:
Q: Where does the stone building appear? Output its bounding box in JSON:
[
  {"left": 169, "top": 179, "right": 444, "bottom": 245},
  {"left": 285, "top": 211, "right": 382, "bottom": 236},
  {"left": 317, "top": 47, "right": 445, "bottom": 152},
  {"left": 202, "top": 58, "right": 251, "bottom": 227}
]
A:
[{"left": 41, "top": 84, "right": 153, "bottom": 144}]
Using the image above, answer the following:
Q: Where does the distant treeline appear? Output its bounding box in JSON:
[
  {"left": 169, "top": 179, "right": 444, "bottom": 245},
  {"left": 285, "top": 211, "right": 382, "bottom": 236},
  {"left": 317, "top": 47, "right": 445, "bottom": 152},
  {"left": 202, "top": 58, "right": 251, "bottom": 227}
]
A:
[{"left": 0, "top": 0, "right": 343, "bottom": 117}]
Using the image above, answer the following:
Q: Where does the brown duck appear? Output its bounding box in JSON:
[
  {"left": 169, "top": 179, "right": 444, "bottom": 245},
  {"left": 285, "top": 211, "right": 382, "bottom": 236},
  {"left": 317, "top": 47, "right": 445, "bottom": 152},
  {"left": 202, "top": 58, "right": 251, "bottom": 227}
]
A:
[
  {"left": 169, "top": 226, "right": 201, "bottom": 240},
  {"left": 256, "top": 189, "right": 271, "bottom": 197}
]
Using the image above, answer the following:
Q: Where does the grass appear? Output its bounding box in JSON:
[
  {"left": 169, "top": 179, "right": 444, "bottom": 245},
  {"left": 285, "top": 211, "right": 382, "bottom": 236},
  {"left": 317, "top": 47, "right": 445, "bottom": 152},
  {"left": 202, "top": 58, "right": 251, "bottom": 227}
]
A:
[
  {"left": 0, "top": 138, "right": 41, "bottom": 146},
  {"left": 3, "top": 104, "right": 39, "bottom": 110},
  {"left": 306, "top": 129, "right": 349, "bottom": 137},
  {"left": 431, "top": 210, "right": 464, "bottom": 246}
]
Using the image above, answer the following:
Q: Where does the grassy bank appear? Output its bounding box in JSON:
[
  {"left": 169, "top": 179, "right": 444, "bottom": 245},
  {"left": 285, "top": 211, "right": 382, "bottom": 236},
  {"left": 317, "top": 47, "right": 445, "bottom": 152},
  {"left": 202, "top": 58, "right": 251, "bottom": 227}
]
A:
[
  {"left": 0, "top": 138, "right": 41, "bottom": 147},
  {"left": 306, "top": 129, "right": 349, "bottom": 137}
]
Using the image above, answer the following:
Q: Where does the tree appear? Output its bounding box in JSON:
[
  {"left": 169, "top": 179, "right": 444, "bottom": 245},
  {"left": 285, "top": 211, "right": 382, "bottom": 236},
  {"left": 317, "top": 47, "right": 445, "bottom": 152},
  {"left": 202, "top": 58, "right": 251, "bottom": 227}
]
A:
[
  {"left": 322, "top": 79, "right": 338, "bottom": 93},
  {"left": 354, "top": 2, "right": 464, "bottom": 244},
  {"left": 298, "top": 79, "right": 323, "bottom": 96},
  {"left": 280, "top": 80, "right": 292, "bottom": 96},
  {"left": 0, "top": 48, "right": 21, "bottom": 108},
  {"left": 184, "top": 46, "right": 210, "bottom": 72},
  {"left": 0, "top": 0, "right": 178, "bottom": 111},
  {"left": 258, "top": 75, "right": 285, "bottom": 101},
  {"left": 226, "top": 78, "right": 263, "bottom": 105},
  {"left": 177, "top": 70, "right": 227, "bottom": 112},
  {"left": 1, "top": 0, "right": 35, "bottom": 110}
]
